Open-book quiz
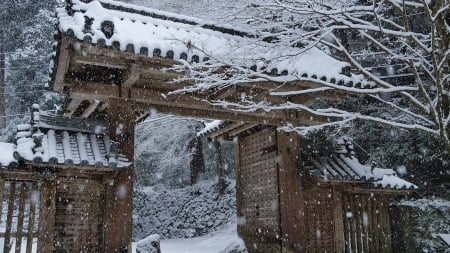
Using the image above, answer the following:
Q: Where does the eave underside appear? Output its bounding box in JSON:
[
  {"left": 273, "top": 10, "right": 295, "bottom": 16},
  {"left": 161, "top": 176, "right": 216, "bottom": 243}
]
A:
[{"left": 53, "top": 37, "right": 352, "bottom": 126}]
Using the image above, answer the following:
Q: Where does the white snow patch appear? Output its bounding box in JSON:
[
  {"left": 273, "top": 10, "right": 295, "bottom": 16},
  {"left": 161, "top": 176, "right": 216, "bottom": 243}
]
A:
[
  {"left": 197, "top": 120, "right": 224, "bottom": 137},
  {"left": 132, "top": 224, "right": 246, "bottom": 253},
  {"left": 396, "top": 165, "right": 408, "bottom": 175},
  {"left": 438, "top": 234, "right": 450, "bottom": 246},
  {"left": 0, "top": 142, "right": 17, "bottom": 167}
]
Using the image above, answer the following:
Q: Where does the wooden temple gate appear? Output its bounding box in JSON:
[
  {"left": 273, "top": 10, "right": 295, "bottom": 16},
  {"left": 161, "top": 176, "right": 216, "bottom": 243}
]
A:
[{"left": 0, "top": 0, "right": 414, "bottom": 252}]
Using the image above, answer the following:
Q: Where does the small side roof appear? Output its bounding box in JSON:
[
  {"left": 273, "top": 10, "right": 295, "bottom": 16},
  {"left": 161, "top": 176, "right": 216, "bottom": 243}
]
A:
[
  {"left": 302, "top": 137, "right": 417, "bottom": 190},
  {"left": 1, "top": 105, "right": 131, "bottom": 169},
  {"left": 198, "top": 122, "right": 417, "bottom": 190}
]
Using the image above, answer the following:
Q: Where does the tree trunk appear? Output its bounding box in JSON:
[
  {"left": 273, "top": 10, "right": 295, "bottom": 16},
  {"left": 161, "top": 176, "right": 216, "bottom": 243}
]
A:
[
  {"left": 214, "top": 139, "right": 226, "bottom": 194},
  {"left": 189, "top": 136, "right": 205, "bottom": 185},
  {"left": 0, "top": 49, "right": 6, "bottom": 129}
]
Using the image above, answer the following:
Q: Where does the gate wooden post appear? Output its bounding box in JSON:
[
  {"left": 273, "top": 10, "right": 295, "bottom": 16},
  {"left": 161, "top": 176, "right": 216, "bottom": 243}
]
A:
[
  {"left": 104, "top": 169, "right": 134, "bottom": 253},
  {"left": 108, "top": 98, "right": 136, "bottom": 161},
  {"left": 105, "top": 97, "right": 135, "bottom": 252},
  {"left": 37, "top": 178, "right": 57, "bottom": 253},
  {"left": 276, "top": 130, "right": 305, "bottom": 253}
]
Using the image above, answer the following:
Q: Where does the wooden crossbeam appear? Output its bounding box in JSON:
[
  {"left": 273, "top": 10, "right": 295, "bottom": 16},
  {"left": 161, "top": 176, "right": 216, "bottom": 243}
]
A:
[
  {"left": 81, "top": 99, "right": 100, "bottom": 118},
  {"left": 54, "top": 37, "right": 344, "bottom": 127}
]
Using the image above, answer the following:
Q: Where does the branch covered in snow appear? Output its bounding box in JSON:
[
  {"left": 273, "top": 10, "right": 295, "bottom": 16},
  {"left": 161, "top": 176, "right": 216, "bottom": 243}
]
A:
[{"left": 173, "top": 0, "right": 450, "bottom": 152}]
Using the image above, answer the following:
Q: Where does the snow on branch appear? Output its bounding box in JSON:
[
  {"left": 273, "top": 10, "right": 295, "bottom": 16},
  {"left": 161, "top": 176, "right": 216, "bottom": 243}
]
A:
[{"left": 174, "top": 0, "right": 450, "bottom": 152}]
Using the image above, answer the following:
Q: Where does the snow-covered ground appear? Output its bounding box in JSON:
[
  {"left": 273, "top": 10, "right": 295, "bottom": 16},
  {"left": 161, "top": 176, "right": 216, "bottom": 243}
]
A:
[
  {"left": 132, "top": 224, "right": 246, "bottom": 253},
  {"left": 0, "top": 225, "right": 246, "bottom": 253}
]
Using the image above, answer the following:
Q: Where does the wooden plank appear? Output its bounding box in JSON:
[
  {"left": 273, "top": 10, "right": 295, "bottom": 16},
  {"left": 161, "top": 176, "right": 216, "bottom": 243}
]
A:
[
  {"left": 81, "top": 99, "right": 100, "bottom": 118},
  {"left": 236, "top": 141, "right": 244, "bottom": 237},
  {"left": 54, "top": 37, "right": 72, "bottom": 93},
  {"left": 0, "top": 180, "right": 4, "bottom": 226},
  {"left": 73, "top": 41, "right": 180, "bottom": 69},
  {"left": 349, "top": 194, "right": 357, "bottom": 253},
  {"left": 371, "top": 198, "right": 380, "bottom": 253},
  {"left": 277, "top": 131, "right": 307, "bottom": 252},
  {"left": 355, "top": 195, "right": 363, "bottom": 253},
  {"left": 73, "top": 55, "right": 128, "bottom": 70},
  {"left": 104, "top": 169, "right": 133, "bottom": 253},
  {"left": 26, "top": 183, "right": 38, "bottom": 253},
  {"left": 0, "top": 232, "right": 38, "bottom": 237},
  {"left": 63, "top": 98, "right": 84, "bottom": 117},
  {"left": 384, "top": 198, "right": 393, "bottom": 253},
  {"left": 131, "top": 89, "right": 326, "bottom": 126},
  {"left": 69, "top": 82, "right": 120, "bottom": 98},
  {"left": 37, "top": 179, "right": 56, "bottom": 253},
  {"left": 4, "top": 182, "right": 16, "bottom": 253},
  {"left": 361, "top": 196, "right": 369, "bottom": 253},
  {"left": 108, "top": 98, "right": 137, "bottom": 161},
  {"left": 122, "top": 64, "right": 140, "bottom": 98},
  {"left": 15, "top": 183, "right": 27, "bottom": 253},
  {"left": 332, "top": 187, "right": 345, "bottom": 252}
]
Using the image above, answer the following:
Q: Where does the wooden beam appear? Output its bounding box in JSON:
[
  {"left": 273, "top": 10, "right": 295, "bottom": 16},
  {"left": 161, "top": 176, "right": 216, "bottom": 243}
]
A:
[
  {"left": 69, "top": 83, "right": 120, "bottom": 100},
  {"left": 54, "top": 38, "right": 72, "bottom": 93},
  {"left": 122, "top": 64, "right": 140, "bottom": 98},
  {"left": 37, "top": 179, "right": 56, "bottom": 253},
  {"left": 108, "top": 98, "right": 137, "bottom": 161},
  {"left": 73, "top": 40, "right": 179, "bottom": 69},
  {"left": 131, "top": 88, "right": 327, "bottom": 125},
  {"left": 347, "top": 187, "right": 414, "bottom": 195},
  {"left": 64, "top": 98, "right": 84, "bottom": 117},
  {"left": 104, "top": 169, "right": 133, "bottom": 253},
  {"left": 81, "top": 99, "right": 100, "bottom": 118},
  {"left": 203, "top": 122, "right": 245, "bottom": 140},
  {"left": 4, "top": 182, "right": 15, "bottom": 253}
]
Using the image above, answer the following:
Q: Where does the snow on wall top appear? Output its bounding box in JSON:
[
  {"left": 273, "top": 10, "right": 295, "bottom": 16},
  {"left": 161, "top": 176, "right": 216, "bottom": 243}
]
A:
[
  {"left": 306, "top": 137, "right": 417, "bottom": 190},
  {"left": 0, "top": 143, "right": 17, "bottom": 168},
  {"left": 2, "top": 106, "right": 131, "bottom": 169},
  {"left": 56, "top": 0, "right": 372, "bottom": 88}
]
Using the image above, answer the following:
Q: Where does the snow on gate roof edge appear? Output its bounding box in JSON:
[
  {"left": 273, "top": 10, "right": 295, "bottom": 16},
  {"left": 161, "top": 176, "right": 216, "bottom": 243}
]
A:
[{"left": 54, "top": 0, "right": 374, "bottom": 89}]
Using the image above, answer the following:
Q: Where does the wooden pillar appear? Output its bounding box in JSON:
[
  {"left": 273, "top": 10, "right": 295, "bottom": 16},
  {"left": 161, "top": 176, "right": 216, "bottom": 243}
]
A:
[
  {"left": 189, "top": 135, "right": 204, "bottom": 185},
  {"left": 0, "top": 49, "right": 6, "bottom": 129},
  {"left": 53, "top": 37, "right": 72, "bottom": 93},
  {"left": 213, "top": 139, "right": 226, "bottom": 194},
  {"left": 332, "top": 186, "right": 345, "bottom": 252},
  {"left": 104, "top": 169, "right": 134, "bottom": 253},
  {"left": 235, "top": 139, "right": 244, "bottom": 236},
  {"left": 37, "top": 178, "right": 57, "bottom": 253},
  {"left": 108, "top": 98, "right": 136, "bottom": 161},
  {"left": 276, "top": 130, "right": 305, "bottom": 253}
]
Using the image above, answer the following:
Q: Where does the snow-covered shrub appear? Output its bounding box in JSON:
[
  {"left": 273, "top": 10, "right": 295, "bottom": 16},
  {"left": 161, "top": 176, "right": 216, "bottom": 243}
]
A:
[
  {"left": 391, "top": 199, "right": 450, "bottom": 253},
  {"left": 136, "top": 234, "right": 161, "bottom": 253}
]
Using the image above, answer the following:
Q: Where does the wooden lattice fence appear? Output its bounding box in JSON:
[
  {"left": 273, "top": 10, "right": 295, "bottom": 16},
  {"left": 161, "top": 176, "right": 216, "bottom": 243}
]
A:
[{"left": 0, "top": 180, "right": 41, "bottom": 253}]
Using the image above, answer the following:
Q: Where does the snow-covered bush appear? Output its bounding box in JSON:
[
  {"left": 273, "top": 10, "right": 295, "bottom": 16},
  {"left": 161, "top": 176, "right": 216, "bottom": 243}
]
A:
[
  {"left": 136, "top": 234, "right": 161, "bottom": 253},
  {"left": 392, "top": 199, "right": 450, "bottom": 253}
]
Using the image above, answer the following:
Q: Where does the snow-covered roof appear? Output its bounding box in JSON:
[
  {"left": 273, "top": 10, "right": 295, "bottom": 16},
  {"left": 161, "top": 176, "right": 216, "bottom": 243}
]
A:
[
  {"left": 55, "top": 0, "right": 372, "bottom": 88},
  {"left": 1, "top": 107, "right": 131, "bottom": 169},
  {"left": 304, "top": 137, "right": 417, "bottom": 190}
]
